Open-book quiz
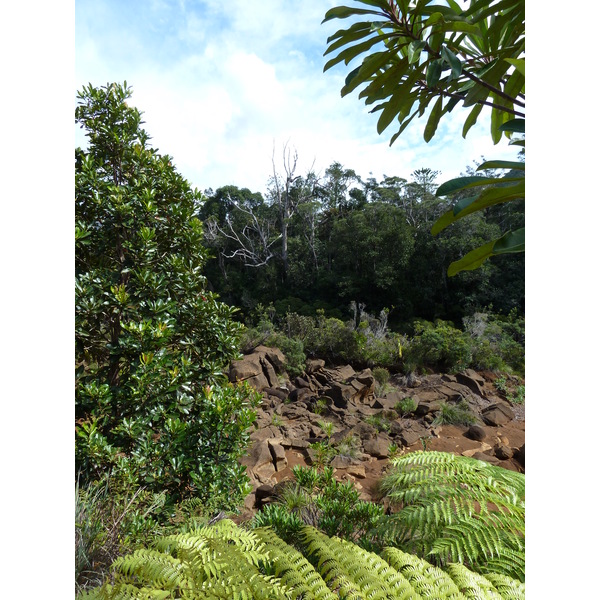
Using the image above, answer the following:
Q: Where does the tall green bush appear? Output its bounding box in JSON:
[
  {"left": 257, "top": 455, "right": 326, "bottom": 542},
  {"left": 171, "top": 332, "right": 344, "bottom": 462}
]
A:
[
  {"left": 75, "top": 83, "right": 260, "bottom": 507},
  {"left": 403, "top": 319, "right": 472, "bottom": 373}
]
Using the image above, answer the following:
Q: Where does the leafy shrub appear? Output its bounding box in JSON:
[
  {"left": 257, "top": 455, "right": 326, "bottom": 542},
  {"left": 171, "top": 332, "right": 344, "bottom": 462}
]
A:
[
  {"left": 75, "top": 83, "right": 260, "bottom": 508},
  {"left": 508, "top": 384, "right": 525, "bottom": 404},
  {"left": 464, "top": 309, "right": 525, "bottom": 375},
  {"left": 372, "top": 367, "right": 390, "bottom": 386},
  {"left": 333, "top": 435, "right": 361, "bottom": 460},
  {"left": 395, "top": 397, "right": 418, "bottom": 416},
  {"left": 432, "top": 400, "right": 478, "bottom": 426},
  {"left": 365, "top": 414, "right": 392, "bottom": 433},
  {"left": 403, "top": 319, "right": 472, "bottom": 373},
  {"left": 251, "top": 466, "right": 387, "bottom": 550}
]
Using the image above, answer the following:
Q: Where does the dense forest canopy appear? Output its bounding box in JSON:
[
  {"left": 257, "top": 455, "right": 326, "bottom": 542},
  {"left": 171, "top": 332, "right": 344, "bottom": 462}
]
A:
[{"left": 200, "top": 157, "right": 524, "bottom": 329}]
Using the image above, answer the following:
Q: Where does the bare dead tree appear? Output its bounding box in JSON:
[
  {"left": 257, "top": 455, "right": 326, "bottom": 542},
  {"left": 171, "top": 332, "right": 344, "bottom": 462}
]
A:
[
  {"left": 268, "top": 142, "right": 317, "bottom": 278},
  {"left": 204, "top": 194, "right": 280, "bottom": 268}
]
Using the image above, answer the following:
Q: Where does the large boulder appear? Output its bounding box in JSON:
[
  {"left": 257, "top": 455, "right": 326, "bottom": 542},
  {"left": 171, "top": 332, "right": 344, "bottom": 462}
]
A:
[
  {"left": 481, "top": 402, "right": 514, "bottom": 426},
  {"left": 229, "top": 346, "right": 287, "bottom": 392}
]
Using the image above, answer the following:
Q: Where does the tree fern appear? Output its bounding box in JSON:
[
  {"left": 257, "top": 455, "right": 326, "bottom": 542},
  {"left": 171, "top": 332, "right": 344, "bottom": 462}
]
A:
[
  {"left": 255, "top": 526, "right": 338, "bottom": 600},
  {"left": 382, "top": 547, "right": 467, "bottom": 600},
  {"left": 81, "top": 518, "right": 524, "bottom": 600},
  {"left": 380, "top": 452, "right": 524, "bottom": 581}
]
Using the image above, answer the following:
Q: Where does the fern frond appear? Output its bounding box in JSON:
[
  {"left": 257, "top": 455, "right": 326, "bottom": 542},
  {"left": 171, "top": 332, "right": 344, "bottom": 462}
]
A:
[
  {"left": 483, "top": 573, "right": 525, "bottom": 600},
  {"left": 445, "top": 563, "right": 504, "bottom": 600},
  {"left": 382, "top": 547, "right": 467, "bottom": 600},
  {"left": 255, "top": 526, "right": 337, "bottom": 600}
]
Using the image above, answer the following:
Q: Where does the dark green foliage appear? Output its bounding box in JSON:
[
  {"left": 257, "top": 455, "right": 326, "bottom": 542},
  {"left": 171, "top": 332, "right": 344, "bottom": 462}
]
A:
[
  {"left": 403, "top": 320, "right": 473, "bottom": 373},
  {"left": 380, "top": 451, "right": 525, "bottom": 582},
  {"left": 75, "top": 83, "right": 260, "bottom": 507}
]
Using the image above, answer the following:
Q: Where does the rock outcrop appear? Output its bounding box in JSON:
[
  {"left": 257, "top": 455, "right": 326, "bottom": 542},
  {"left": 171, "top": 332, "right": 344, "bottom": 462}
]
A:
[{"left": 233, "top": 350, "right": 524, "bottom": 510}]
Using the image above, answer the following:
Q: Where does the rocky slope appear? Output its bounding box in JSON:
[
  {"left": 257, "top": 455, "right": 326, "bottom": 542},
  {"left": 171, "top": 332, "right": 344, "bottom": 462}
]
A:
[{"left": 230, "top": 346, "right": 525, "bottom": 516}]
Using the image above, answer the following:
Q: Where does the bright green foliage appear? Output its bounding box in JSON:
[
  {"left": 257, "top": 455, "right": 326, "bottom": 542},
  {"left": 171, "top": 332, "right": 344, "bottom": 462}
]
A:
[
  {"left": 322, "top": 1, "right": 525, "bottom": 275},
  {"left": 380, "top": 452, "right": 525, "bottom": 582},
  {"left": 251, "top": 466, "right": 387, "bottom": 550},
  {"left": 432, "top": 401, "right": 478, "bottom": 426},
  {"left": 75, "top": 83, "right": 260, "bottom": 507},
  {"left": 81, "top": 519, "right": 524, "bottom": 599}
]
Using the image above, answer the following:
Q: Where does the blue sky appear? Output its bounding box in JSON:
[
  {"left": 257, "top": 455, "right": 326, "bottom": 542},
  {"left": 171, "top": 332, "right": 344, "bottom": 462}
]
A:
[{"left": 75, "top": 0, "right": 521, "bottom": 194}]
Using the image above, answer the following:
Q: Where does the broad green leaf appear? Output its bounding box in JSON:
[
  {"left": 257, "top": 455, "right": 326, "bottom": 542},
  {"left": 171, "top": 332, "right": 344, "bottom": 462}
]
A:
[
  {"left": 324, "top": 35, "right": 391, "bottom": 71},
  {"left": 324, "top": 27, "right": 380, "bottom": 55},
  {"left": 505, "top": 58, "right": 525, "bottom": 76},
  {"left": 447, "top": 240, "right": 496, "bottom": 276},
  {"left": 499, "top": 118, "right": 525, "bottom": 133},
  {"left": 426, "top": 59, "right": 443, "bottom": 88},
  {"left": 453, "top": 179, "right": 525, "bottom": 219},
  {"left": 376, "top": 75, "right": 418, "bottom": 134},
  {"left": 342, "top": 50, "right": 402, "bottom": 96},
  {"left": 431, "top": 196, "right": 477, "bottom": 235},
  {"left": 448, "top": 226, "right": 525, "bottom": 276},
  {"left": 433, "top": 180, "right": 524, "bottom": 234},
  {"left": 389, "top": 109, "right": 420, "bottom": 145},
  {"left": 490, "top": 96, "right": 510, "bottom": 144},
  {"left": 436, "top": 176, "right": 495, "bottom": 197},
  {"left": 322, "top": 6, "right": 385, "bottom": 24},
  {"left": 462, "top": 103, "right": 483, "bottom": 138},
  {"left": 442, "top": 21, "right": 484, "bottom": 36},
  {"left": 408, "top": 40, "right": 427, "bottom": 64},
  {"left": 509, "top": 138, "right": 525, "bottom": 147},
  {"left": 462, "top": 82, "right": 489, "bottom": 107},
  {"left": 493, "top": 227, "right": 525, "bottom": 253},
  {"left": 424, "top": 96, "right": 443, "bottom": 142},
  {"left": 477, "top": 160, "right": 524, "bottom": 171},
  {"left": 326, "top": 20, "right": 374, "bottom": 44},
  {"left": 441, "top": 46, "right": 462, "bottom": 79}
]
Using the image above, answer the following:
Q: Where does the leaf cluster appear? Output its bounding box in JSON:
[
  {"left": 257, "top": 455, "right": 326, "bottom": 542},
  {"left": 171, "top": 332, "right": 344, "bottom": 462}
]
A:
[
  {"left": 380, "top": 451, "right": 525, "bottom": 581},
  {"left": 323, "top": 0, "right": 524, "bottom": 145}
]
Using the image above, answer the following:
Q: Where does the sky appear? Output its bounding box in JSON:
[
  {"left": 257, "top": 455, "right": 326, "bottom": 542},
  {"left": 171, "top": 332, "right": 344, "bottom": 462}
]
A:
[{"left": 75, "top": 0, "right": 521, "bottom": 195}]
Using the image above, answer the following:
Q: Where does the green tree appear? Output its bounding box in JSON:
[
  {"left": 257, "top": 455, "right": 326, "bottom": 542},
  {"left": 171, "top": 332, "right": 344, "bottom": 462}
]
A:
[
  {"left": 322, "top": 0, "right": 525, "bottom": 275},
  {"left": 75, "top": 83, "right": 259, "bottom": 508}
]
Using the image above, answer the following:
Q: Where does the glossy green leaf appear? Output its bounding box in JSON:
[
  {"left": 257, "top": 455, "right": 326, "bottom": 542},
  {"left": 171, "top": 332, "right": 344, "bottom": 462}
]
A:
[
  {"left": 324, "top": 35, "right": 391, "bottom": 71},
  {"left": 477, "top": 160, "right": 524, "bottom": 171},
  {"left": 447, "top": 240, "right": 496, "bottom": 276},
  {"left": 424, "top": 96, "right": 443, "bottom": 142},
  {"left": 441, "top": 46, "right": 462, "bottom": 79},
  {"left": 462, "top": 82, "right": 489, "bottom": 107},
  {"left": 448, "top": 226, "right": 525, "bottom": 276},
  {"left": 436, "top": 176, "right": 494, "bottom": 197},
  {"left": 499, "top": 118, "right": 525, "bottom": 133},
  {"left": 505, "top": 57, "right": 525, "bottom": 76},
  {"left": 433, "top": 180, "right": 524, "bottom": 234},
  {"left": 324, "top": 26, "right": 379, "bottom": 55},
  {"left": 462, "top": 104, "right": 483, "bottom": 138},
  {"left": 408, "top": 40, "right": 426, "bottom": 64},
  {"left": 426, "top": 59, "right": 443, "bottom": 88},
  {"left": 322, "top": 6, "right": 384, "bottom": 24},
  {"left": 493, "top": 227, "right": 524, "bottom": 254}
]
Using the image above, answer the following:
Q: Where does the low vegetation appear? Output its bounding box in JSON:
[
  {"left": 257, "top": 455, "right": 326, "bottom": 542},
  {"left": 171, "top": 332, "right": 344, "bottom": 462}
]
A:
[{"left": 80, "top": 518, "right": 524, "bottom": 600}]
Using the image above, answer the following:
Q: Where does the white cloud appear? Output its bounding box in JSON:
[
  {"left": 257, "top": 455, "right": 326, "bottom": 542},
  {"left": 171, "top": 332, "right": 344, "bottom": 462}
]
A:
[{"left": 75, "top": 0, "right": 521, "bottom": 195}]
